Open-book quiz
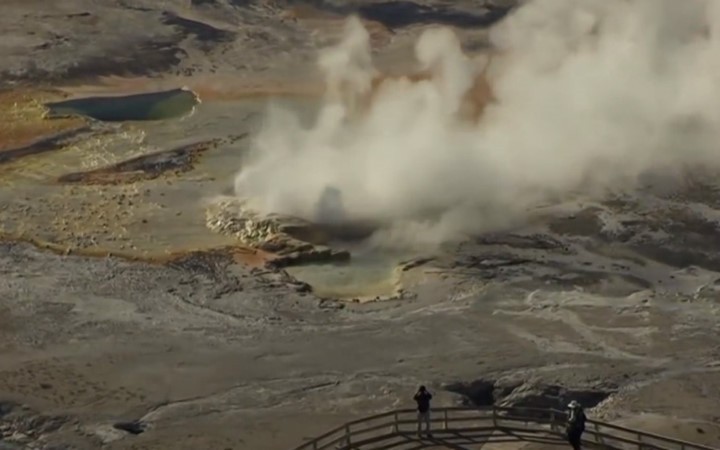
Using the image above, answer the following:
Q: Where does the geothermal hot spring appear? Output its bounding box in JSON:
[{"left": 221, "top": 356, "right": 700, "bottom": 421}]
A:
[
  {"left": 7, "top": 0, "right": 720, "bottom": 301},
  {"left": 229, "top": 1, "right": 720, "bottom": 298}
]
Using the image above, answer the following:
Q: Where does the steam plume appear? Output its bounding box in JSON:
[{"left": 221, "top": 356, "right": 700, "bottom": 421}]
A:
[{"left": 234, "top": 0, "right": 720, "bottom": 246}]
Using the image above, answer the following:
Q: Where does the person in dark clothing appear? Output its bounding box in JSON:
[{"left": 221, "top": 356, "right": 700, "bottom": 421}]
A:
[
  {"left": 566, "top": 400, "right": 586, "bottom": 450},
  {"left": 413, "top": 385, "right": 433, "bottom": 437}
]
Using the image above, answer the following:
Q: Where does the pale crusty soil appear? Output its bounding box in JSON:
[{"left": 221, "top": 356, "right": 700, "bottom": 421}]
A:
[{"left": 1, "top": 237, "right": 719, "bottom": 449}]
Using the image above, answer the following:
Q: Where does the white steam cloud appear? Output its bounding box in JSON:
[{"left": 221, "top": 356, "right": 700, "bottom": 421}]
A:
[{"left": 234, "top": 0, "right": 720, "bottom": 247}]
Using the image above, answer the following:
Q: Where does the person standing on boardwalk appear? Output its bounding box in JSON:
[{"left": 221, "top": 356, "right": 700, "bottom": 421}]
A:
[
  {"left": 413, "top": 385, "right": 433, "bottom": 438},
  {"left": 566, "top": 400, "right": 586, "bottom": 450}
]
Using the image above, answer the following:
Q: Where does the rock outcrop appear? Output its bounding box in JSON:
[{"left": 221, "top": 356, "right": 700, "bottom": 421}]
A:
[
  {"left": 205, "top": 197, "right": 350, "bottom": 267},
  {"left": 0, "top": 401, "right": 70, "bottom": 449},
  {"left": 444, "top": 377, "right": 615, "bottom": 416}
]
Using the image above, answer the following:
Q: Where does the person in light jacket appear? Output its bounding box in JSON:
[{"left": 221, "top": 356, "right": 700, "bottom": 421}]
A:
[{"left": 566, "top": 400, "right": 586, "bottom": 450}]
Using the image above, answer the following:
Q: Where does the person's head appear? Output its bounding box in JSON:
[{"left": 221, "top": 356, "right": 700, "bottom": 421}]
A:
[
  {"left": 568, "top": 400, "right": 581, "bottom": 410},
  {"left": 418, "top": 385, "right": 426, "bottom": 392}
]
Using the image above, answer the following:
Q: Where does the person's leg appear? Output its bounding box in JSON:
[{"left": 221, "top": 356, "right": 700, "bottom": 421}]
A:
[
  {"left": 570, "top": 430, "right": 581, "bottom": 450},
  {"left": 417, "top": 412, "right": 422, "bottom": 436},
  {"left": 425, "top": 411, "right": 431, "bottom": 436}
]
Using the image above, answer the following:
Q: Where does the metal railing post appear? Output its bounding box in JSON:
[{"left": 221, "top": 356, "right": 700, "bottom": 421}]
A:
[
  {"left": 392, "top": 412, "right": 399, "bottom": 433},
  {"left": 492, "top": 405, "right": 498, "bottom": 428},
  {"left": 312, "top": 440, "right": 318, "bottom": 450},
  {"left": 550, "top": 410, "right": 556, "bottom": 432},
  {"left": 443, "top": 409, "right": 448, "bottom": 430},
  {"left": 344, "top": 425, "right": 351, "bottom": 448}
]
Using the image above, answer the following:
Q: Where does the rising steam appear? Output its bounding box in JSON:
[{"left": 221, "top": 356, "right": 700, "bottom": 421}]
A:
[{"left": 234, "top": 0, "right": 720, "bottom": 247}]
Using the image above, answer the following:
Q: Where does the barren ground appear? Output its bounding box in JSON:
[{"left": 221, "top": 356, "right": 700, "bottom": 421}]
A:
[{"left": 1, "top": 1, "right": 719, "bottom": 450}]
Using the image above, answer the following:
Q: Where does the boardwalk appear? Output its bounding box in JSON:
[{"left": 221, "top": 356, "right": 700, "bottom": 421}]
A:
[{"left": 291, "top": 406, "right": 719, "bottom": 450}]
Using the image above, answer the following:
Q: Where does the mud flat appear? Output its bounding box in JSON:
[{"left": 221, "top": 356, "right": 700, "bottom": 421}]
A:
[{"left": 2, "top": 220, "right": 720, "bottom": 450}]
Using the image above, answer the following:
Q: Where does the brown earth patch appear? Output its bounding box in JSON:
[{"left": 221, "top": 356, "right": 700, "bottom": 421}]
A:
[
  {"left": 0, "top": 229, "right": 285, "bottom": 272},
  {"left": 0, "top": 126, "right": 98, "bottom": 165},
  {"left": 57, "top": 135, "right": 245, "bottom": 185},
  {"left": 0, "top": 89, "right": 86, "bottom": 154},
  {"left": 56, "top": 75, "right": 324, "bottom": 101},
  {"left": 282, "top": 4, "right": 393, "bottom": 48}
]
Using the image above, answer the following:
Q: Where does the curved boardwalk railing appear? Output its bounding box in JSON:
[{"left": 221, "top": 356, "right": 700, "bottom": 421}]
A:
[{"left": 291, "top": 406, "right": 719, "bottom": 450}]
